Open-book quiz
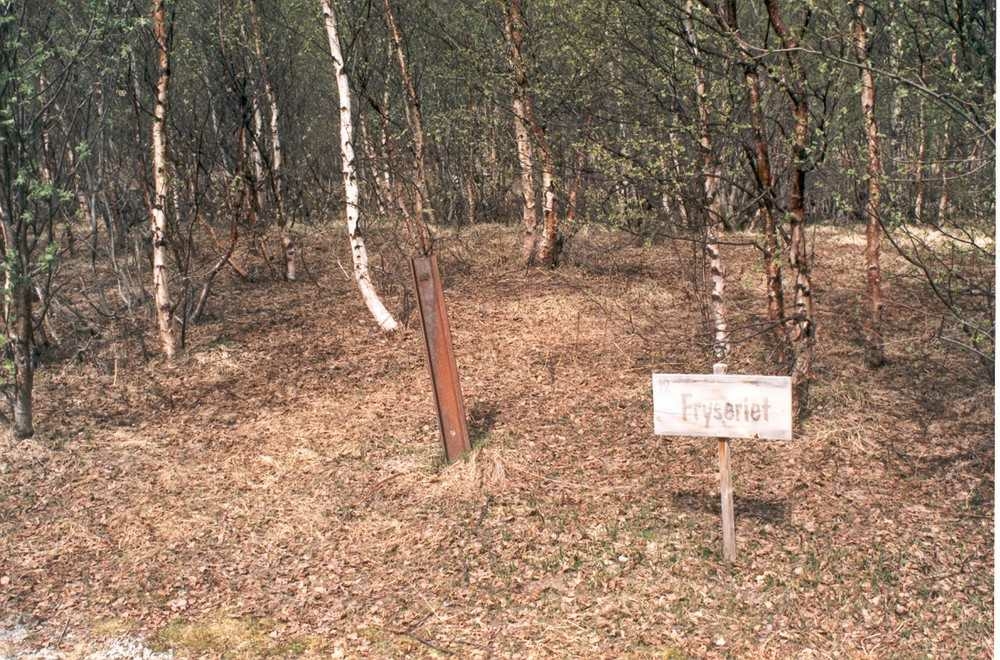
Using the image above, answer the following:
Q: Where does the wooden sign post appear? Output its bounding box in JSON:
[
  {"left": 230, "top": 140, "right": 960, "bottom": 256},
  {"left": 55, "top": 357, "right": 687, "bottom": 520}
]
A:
[
  {"left": 714, "top": 363, "right": 736, "bottom": 562},
  {"left": 653, "top": 366, "right": 792, "bottom": 562},
  {"left": 411, "top": 255, "right": 471, "bottom": 463}
]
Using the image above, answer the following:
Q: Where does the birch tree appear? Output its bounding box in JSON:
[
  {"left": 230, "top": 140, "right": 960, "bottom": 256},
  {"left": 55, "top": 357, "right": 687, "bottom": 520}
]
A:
[
  {"left": 912, "top": 64, "right": 927, "bottom": 224},
  {"left": 321, "top": 0, "right": 398, "bottom": 332},
  {"left": 502, "top": 0, "right": 561, "bottom": 267},
  {"left": 852, "top": 0, "right": 885, "bottom": 368},
  {"left": 533, "top": 130, "right": 560, "bottom": 267},
  {"left": 150, "top": 0, "right": 179, "bottom": 358},
  {"left": 501, "top": 0, "right": 540, "bottom": 264},
  {"left": 249, "top": 92, "right": 266, "bottom": 218},
  {"left": 249, "top": 0, "right": 297, "bottom": 280},
  {"left": 763, "top": 0, "right": 816, "bottom": 407},
  {"left": 0, "top": 9, "right": 36, "bottom": 438},
  {"left": 381, "top": 0, "right": 432, "bottom": 254},
  {"left": 682, "top": 0, "right": 728, "bottom": 363},
  {"left": 712, "top": 0, "right": 786, "bottom": 351}
]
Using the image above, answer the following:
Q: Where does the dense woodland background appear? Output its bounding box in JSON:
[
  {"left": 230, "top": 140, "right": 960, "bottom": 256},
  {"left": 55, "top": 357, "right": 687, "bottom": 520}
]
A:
[{"left": 0, "top": 0, "right": 992, "bottom": 439}]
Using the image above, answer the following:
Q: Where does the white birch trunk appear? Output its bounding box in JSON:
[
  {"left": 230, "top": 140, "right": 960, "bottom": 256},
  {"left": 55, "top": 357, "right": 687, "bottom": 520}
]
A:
[
  {"left": 765, "top": 0, "right": 817, "bottom": 409},
  {"left": 321, "top": 0, "right": 397, "bottom": 332},
  {"left": 536, "top": 164, "right": 559, "bottom": 264},
  {"left": 151, "top": 0, "right": 178, "bottom": 358},
  {"left": 913, "top": 72, "right": 926, "bottom": 223},
  {"left": 937, "top": 116, "right": 951, "bottom": 222},
  {"left": 502, "top": 0, "right": 540, "bottom": 264},
  {"left": 683, "top": 0, "right": 729, "bottom": 363},
  {"left": 512, "top": 94, "right": 538, "bottom": 261},
  {"left": 250, "top": 0, "right": 296, "bottom": 280},
  {"left": 269, "top": 91, "right": 296, "bottom": 281},
  {"left": 251, "top": 98, "right": 266, "bottom": 216}
]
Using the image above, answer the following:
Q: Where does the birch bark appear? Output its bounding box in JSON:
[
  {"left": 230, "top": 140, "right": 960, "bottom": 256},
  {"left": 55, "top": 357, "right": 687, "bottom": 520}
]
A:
[
  {"left": 382, "top": 0, "right": 433, "bottom": 254},
  {"left": 683, "top": 0, "right": 729, "bottom": 362},
  {"left": 250, "top": 98, "right": 266, "bottom": 218},
  {"left": 321, "top": 0, "right": 398, "bottom": 332},
  {"left": 764, "top": 0, "right": 816, "bottom": 408},
  {"left": 150, "top": 0, "right": 178, "bottom": 358},
  {"left": 0, "top": 202, "right": 34, "bottom": 438},
  {"left": 745, "top": 67, "right": 786, "bottom": 341},
  {"left": 937, "top": 117, "right": 951, "bottom": 221},
  {"left": 501, "top": 0, "right": 540, "bottom": 264},
  {"left": 913, "top": 65, "right": 927, "bottom": 223},
  {"left": 714, "top": 0, "right": 787, "bottom": 350},
  {"left": 250, "top": 0, "right": 296, "bottom": 280},
  {"left": 535, "top": 141, "right": 559, "bottom": 266},
  {"left": 853, "top": 1, "right": 885, "bottom": 367}
]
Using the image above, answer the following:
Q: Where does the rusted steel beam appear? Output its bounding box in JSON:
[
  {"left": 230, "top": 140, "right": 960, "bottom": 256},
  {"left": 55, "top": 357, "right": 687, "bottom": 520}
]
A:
[{"left": 411, "top": 255, "right": 470, "bottom": 462}]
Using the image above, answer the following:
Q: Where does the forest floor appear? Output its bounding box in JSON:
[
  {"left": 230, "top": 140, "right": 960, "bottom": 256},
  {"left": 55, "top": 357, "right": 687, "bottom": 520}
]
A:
[{"left": 0, "top": 223, "right": 994, "bottom": 658}]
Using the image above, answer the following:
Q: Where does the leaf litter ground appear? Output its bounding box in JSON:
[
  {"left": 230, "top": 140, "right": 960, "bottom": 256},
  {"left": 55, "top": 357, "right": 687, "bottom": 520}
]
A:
[{"left": 0, "top": 224, "right": 993, "bottom": 658}]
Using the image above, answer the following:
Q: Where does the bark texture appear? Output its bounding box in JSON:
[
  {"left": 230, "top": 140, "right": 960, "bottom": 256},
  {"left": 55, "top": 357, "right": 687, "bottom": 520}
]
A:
[
  {"left": 715, "top": 0, "right": 786, "bottom": 349},
  {"left": 764, "top": 0, "right": 816, "bottom": 411},
  {"left": 746, "top": 67, "right": 786, "bottom": 343},
  {"left": 913, "top": 67, "right": 926, "bottom": 223},
  {"left": 250, "top": 0, "right": 296, "bottom": 280},
  {"left": 535, "top": 141, "right": 560, "bottom": 267},
  {"left": 853, "top": 1, "right": 885, "bottom": 367},
  {"left": 683, "top": 0, "right": 729, "bottom": 362},
  {"left": 150, "top": 0, "right": 178, "bottom": 358},
  {"left": 321, "top": 0, "right": 398, "bottom": 332},
  {"left": 10, "top": 268, "right": 33, "bottom": 439},
  {"left": 382, "top": 0, "right": 433, "bottom": 255},
  {"left": 250, "top": 97, "right": 266, "bottom": 217},
  {"left": 502, "top": 0, "right": 541, "bottom": 264},
  {"left": 0, "top": 208, "right": 35, "bottom": 439}
]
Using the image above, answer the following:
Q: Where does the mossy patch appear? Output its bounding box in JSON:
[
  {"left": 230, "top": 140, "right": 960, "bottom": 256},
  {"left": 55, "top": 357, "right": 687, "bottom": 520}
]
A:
[
  {"left": 90, "top": 617, "right": 135, "bottom": 638},
  {"left": 153, "top": 615, "right": 327, "bottom": 658}
]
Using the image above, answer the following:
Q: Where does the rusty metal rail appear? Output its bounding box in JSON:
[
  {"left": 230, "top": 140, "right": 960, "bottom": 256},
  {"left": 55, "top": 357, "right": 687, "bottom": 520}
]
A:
[{"left": 411, "top": 255, "right": 470, "bottom": 462}]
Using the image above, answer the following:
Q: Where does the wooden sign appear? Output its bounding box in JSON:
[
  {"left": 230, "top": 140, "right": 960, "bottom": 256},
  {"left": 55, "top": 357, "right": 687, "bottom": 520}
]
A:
[
  {"left": 653, "top": 366, "right": 793, "bottom": 563},
  {"left": 652, "top": 373, "right": 792, "bottom": 441}
]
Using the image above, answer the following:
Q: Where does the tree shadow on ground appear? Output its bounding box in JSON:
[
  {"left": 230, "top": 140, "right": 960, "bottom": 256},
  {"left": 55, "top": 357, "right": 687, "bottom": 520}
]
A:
[
  {"left": 468, "top": 400, "right": 500, "bottom": 447},
  {"left": 670, "top": 489, "right": 789, "bottom": 524}
]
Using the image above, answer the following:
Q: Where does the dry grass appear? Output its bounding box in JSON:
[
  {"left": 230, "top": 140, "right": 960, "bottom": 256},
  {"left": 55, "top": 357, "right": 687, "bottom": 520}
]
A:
[{"left": 0, "top": 223, "right": 993, "bottom": 658}]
